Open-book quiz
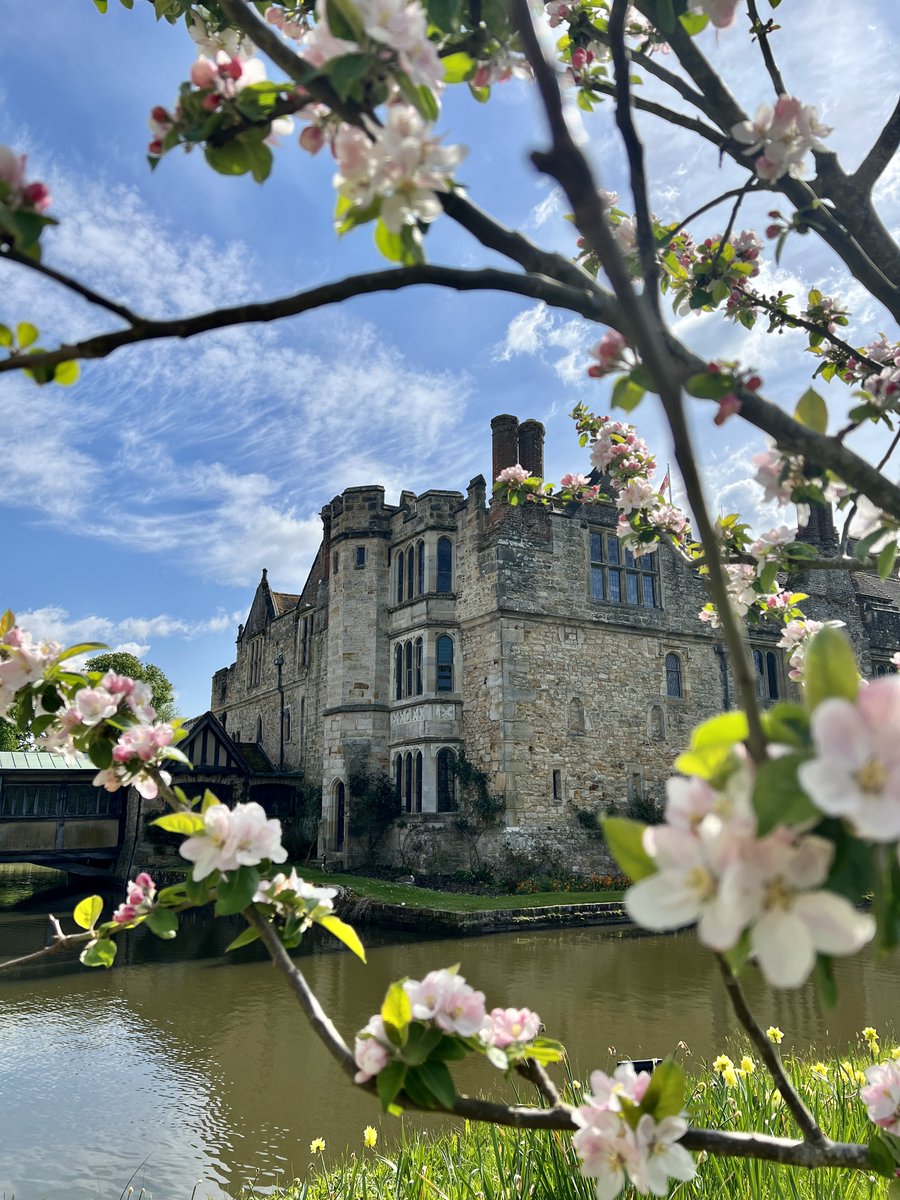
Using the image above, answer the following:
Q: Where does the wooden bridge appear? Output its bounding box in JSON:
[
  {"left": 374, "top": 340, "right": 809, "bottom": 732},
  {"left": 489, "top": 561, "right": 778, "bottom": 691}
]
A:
[{"left": 0, "top": 751, "right": 129, "bottom": 876}]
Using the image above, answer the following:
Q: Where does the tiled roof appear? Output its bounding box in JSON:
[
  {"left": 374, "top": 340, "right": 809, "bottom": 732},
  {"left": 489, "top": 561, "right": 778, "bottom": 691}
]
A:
[
  {"left": 853, "top": 570, "right": 900, "bottom": 605},
  {"left": 0, "top": 751, "right": 93, "bottom": 771},
  {"left": 271, "top": 591, "right": 301, "bottom": 616}
]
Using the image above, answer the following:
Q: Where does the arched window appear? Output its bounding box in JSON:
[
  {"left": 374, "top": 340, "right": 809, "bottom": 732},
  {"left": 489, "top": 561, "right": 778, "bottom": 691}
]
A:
[
  {"left": 414, "top": 751, "right": 423, "bottom": 813},
  {"left": 436, "top": 635, "right": 454, "bottom": 692},
  {"left": 404, "top": 752, "right": 413, "bottom": 813},
  {"left": 414, "top": 637, "right": 423, "bottom": 695},
  {"left": 333, "top": 780, "right": 345, "bottom": 850},
  {"left": 396, "top": 551, "right": 404, "bottom": 604},
  {"left": 221, "top": 711, "right": 228, "bottom": 730},
  {"left": 255, "top": 714, "right": 263, "bottom": 742},
  {"left": 752, "top": 649, "right": 765, "bottom": 699},
  {"left": 436, "top": 537, "right": 453, "bottom": 593},
  {"left": 406, "top": 545, "right": 415, "bottom": 601},
  {"left": 395, "top": 643, "right": 403, "bottom": 700},
  {"left": 766, "top": 651, "right": 780, "bottom": 700},
  {"left": 394, "top": 753, "right": 403, "bottom": 803},
  {"left": 568, "top": 697, "right": 585, "bottom": 733},
  {"left": 405, "top": 640, "right": 414, "bottom": 697},
  {"left": 437, "top": 748, "right": 457, "bottom": 812},
  {"left": 665, "top": 653, "right": 683, "bottom": 698},
  {"left": 417, "top": 540, "right": 425, "bottom": 595}
]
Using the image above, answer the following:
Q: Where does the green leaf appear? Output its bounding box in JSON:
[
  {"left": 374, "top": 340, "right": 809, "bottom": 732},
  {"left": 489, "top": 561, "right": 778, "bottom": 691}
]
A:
[
  {"left": 80, "top": 938, "right": 117, "bottom": 968},
  {"left": 869, "top": 1131, "right": 900, "bottom": 1179},
  {"left": 318, "top": 913, "right": 366, "bottom": 961},
  {"left": 684, "top": 371, "right": 734, "bottom": 400},
  {"left": 468, "top": 83, "right": 490, "bottom": 103},
  {"left": 600, "top": 817, "right": 655, "bottom": 881},
  {"left": 185, "top": 871, "right": 213, "bottom": 905},
  {"left": 52, "top": 359, "right": 80, "bottom": 386},
  {"left": 145, "top": 908, "right": 179, "bottom": 939},
  {"left": 204, "top": 140, "right": 251, "bottom": 177},
  {"left": 804, "top": 626, "right": 859, "bottom": 712},
  {"left": 374, "top": 219, "right": 406, "bottom": 263},
  {"left": 93, "top": 0, "right": 109, "bottom": 10},
  {"left": 326, "top": 53, "right": 373, "bottom": 101},
  {"left": 415, "top": 1059, "right": 456, "bottom": 1109},
  {"left": 17, "top": 322, "right": 39, "bottom": 349},
  {"left": 873, "top": 849, "right": 900, "bottom": 953},
  {"left": 215, "top": 866, "right": 260, "bottom": 916},
  {"left": 202, "top": 789, "right": 223, "bottom": 813},
  {"left": 761, "top": 702, "right": 809, "bottom": 749},
  {"left": 610, "top": 376, "right": 645, "bottom": 413},
  {"left": 679, "top": 11, "right": 708, "bottom": 33},
  {"left": 823, "top": 820, "right": 876, "bottom": 903},
  {"left": 152, "top": 811, "right": 205, "bottom": 835},
  {"left": 401, "top": 1066, "right": 438, "bottom": 1107},
  {"left": 523, "top": 1036, "right": 566, "bottom": 1065},
  {"left": 381, "top": 980, "right": 412, "bottom": 1042},
  {"left": 752, "top": 753, "right": 819, "bottom": 836},
  {"left": 238, "top": 134, "right": 273, "bottom": 184},
  {"left": 73, "top": 895, "right": 103, "bottom": 930},
  {"left": 226, "top": 924, "right": 263, "bottom": 952},
  {"left": 401, "top": 1024, "right": 445, "bottom": 1066},
  {"left": 639, "top": 1059, "right": 684, "bottom": 1121},
  {"left": 877, "top": 541, "right": 898, "bottom": 580},
  {"left": 89, "top": 738, "right": 113, "bottom": 770},
  {"left": 326, "top": 0, "right": 364, "bottom": 42},
  {"left": 690, "top": 711, "right": 749, "bottom": 749},
  {"left": 794, "top": 387, "right": 828, "bottom": 433},
  {"left": 376, "top": 1060, "right": 407, "bottom": 1110},
  {"left": 441, "top": 51, "right": 475, "bottom": 83},
  {"left": 0, "top": 324, "right": 12, "bottom": 347},
  {"left": 56, "top": 641, "right": 107, "bottom": 662}
]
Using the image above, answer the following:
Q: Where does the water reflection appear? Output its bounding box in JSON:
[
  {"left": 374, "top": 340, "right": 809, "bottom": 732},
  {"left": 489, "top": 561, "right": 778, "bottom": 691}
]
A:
[{"left": 0, "top": 867, "right": 898, "bottom": 1200}]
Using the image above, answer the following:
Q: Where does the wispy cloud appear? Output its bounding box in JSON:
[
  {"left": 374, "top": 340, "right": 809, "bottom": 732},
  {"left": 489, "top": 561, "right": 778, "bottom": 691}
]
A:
[{"left": 15, "top": 605, "right": 243, "bottom": 648}]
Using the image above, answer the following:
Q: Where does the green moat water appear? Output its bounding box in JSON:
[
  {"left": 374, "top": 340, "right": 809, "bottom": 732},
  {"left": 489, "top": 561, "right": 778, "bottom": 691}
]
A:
[{"left": 1, "top": 864, "right": 898, "bottom": 1200}]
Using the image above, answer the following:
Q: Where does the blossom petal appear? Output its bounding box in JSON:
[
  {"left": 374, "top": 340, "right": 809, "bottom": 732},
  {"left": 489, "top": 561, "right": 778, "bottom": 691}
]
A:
[
  {"left": 793, "top": 891, "right": 876, "bottom": 956},
  {"left": 626, "top": 872, "right": 700, "bottom": 931},
  {"left": 752, "top": 910, "right": 815, "bottom": 988}
]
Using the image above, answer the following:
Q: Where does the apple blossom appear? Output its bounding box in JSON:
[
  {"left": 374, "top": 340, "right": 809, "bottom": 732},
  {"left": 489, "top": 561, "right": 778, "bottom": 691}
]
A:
[
  {"left": 354, "top": 1015, "right": 395, "bottom": 1082},
  {"left": 179, "top": 801, "right": 288, "bottom": 880},
  {"left": 113, "top": 872, "right": 156, "bottom": 924},
  {"left": 732, "top": 95, "right": 831, "bottom": 182},
  {"left": 860, "top": 1060, "right": 900, "bottom": 1136},
  {"left": 488, "top": 1007, "right": 542, "bottom": 1048},
  {"left": 254, "top": 869, "right": 337, "bottom": 917},
  {"left": 630, "top": 1115, "right": 696, "bottom": 1196},
  {"left": 798, "top": 677, "right": 900, "bottom": 841},
  {"left": 405, "top": 968, "right": 487, "bottom": 1036},
  {"left": 687, "top": 0, "right": 741, "bottom": 28},
  {"left": 496, "top": 464, "right": 531, "bottom": 485}
]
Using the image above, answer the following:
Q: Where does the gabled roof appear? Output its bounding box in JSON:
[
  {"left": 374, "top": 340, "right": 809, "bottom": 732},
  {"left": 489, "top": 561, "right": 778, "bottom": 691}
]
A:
[
  {"left": 271, "top": 590, "right": 300, "bottom": 616},
  {"left": 0, "top": 751, "right": 93, "bottom": 772},
  {"left": 177, "top": 711, "right": 275, "bottom": 775}
]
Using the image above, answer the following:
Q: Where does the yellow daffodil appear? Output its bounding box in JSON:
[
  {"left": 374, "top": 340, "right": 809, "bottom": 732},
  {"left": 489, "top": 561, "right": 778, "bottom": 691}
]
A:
[
  {"left": 741, "top": 1056, "right": 755, "bottom": 1074},
  {"left": 310, "top": 1137, "right": 326, "bottom": 1154},
  {"left": 810, "top": 1062, "right": 829, "bottom": 1080},
  {"left": 862, "top": 1027, "right": 880, "bottom": 1053},
  {"left": 363, "top": 1126, "right": 378, "bottom": 1148},
  {"left": 766, "top": 1026, "right": 784, "bottom": 1044},
  {"left": 713, "top": 1054, "right": 734, "bottom": 1074},
  {"left": 770, "top": 1088, "right": 783, "bottom": 1107},
  {"left": 722, "top": 1066, "right": 739, "bottom": 1088},
  {"left": 891, "top": 1047, "right": 900, "bottom": 1061}
]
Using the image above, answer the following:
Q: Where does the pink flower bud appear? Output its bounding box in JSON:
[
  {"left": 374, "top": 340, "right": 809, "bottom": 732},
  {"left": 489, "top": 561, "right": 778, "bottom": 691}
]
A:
[
  {"left": 135, "top": 872, "right": 154, "bottom": 890},
  {"left": 473, "top": 65, "right": 492, "bottom": 88},
  {"left": 202, "top": 93, "right": 221, "bottom": 111},
  {"left": 221, "top": 57, "right": 243, "bottom": 81},
  {"left": 148, "top": 140, "right": 163, "bottom": 156},
  {"left": 151, "top": 106, "right": 170, "bottom": 125},
  {"left": 765, "top": 224, "right": 780, "bottom": 239},
  {"left": 113, "top": 904, "right": 137, "bottom": 925},
  {"left": 570, "top": 48, "right": 588, "bottom": 69},
  {"left": 127, "top": 888, "right": 144, "bottom": 906},
  {"left": 767, "top": 210, "right": 781, "bottom": 219},
  {"left": 745, "top": 374, "right": 762, "bottom": 392},
  {"left": 714, "top": 394, "right": 742, "bottom": 426},
  {"left": 299, "top": 126, "right": 325, "bottom": 155},
  {"left": 265, "top": 5, "right": 285, "bottom": 24},
  {"left": 190, "top": 59, "right": 217, "bottom": 89},
  {"left": 22, "top": 182, "right": 51, "bottom": 212}
]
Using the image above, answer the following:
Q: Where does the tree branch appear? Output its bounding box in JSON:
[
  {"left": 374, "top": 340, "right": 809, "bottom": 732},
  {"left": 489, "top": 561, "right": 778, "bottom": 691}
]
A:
[
  {"left": 0, "top": 922, "right": 94, "bottom": 972},
  {"left": 513, "top": 0, "right": 768, "bottom": 761},
  {"left": 746, "top": 0, "right": 787, "bottom": 96},
  {"left": 0, "top": 264, "right": 614, "bottom": 376},
  {"left": 1, "top": 246, "right": 140, "bottom": 326},
  {"left": 666, "top": 187, "right": 753, "bottom": 241},
  {"left": 587, "top": 23, "right": 716, "bottom": 120},
  {"left": 584, "top": 80, "right": 729, "bottom": 151},
  {"left": 715, "top": 956, "right": 826, "bottom": 1147},
  {"left": 609, "top": 0, "right": 660, "bottom": 312},
  {"left": 853, "top": 96, "right": 900, "bottom": 194}
]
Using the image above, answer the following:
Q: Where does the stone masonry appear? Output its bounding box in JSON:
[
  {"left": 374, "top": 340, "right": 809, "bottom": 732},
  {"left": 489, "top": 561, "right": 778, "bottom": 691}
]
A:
[{"left": 209, "top": 415, "right": 900, "bottom": 874}]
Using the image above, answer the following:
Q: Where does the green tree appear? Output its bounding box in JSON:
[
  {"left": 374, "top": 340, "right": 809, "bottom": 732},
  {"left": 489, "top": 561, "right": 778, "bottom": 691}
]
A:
[{"left": 84, "top": 653, "right": 177, "bottom": 723}]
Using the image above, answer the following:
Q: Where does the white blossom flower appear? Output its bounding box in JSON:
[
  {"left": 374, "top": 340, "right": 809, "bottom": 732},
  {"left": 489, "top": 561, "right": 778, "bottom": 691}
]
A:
[{"left": 180, "top": 802, "right": 287, "bottom": 880}]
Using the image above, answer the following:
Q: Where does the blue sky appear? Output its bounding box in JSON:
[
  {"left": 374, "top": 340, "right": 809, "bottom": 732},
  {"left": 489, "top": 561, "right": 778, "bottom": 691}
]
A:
[{"left": 2, "top": 1, "right": 898, "bottom": 717}]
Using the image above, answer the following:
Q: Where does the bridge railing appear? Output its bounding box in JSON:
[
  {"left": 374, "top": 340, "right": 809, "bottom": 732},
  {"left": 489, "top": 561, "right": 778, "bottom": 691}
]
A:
[{"left": 0, "top": 781, "right": 123, "bottom": 820}]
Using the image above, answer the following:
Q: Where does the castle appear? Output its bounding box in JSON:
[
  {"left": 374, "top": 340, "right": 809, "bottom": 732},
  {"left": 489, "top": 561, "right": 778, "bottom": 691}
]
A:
[{"left": 206, "top": 415, "right": 900, "bottom": 873}]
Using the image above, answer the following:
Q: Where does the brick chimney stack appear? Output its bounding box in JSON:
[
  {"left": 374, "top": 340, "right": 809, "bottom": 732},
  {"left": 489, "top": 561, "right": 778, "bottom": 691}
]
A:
[
  {"left": 491, "top": 414, "right": 519, "bottom": 484},
  {"left": 518, "top": 419, "right": 545, "bottom": 479}
]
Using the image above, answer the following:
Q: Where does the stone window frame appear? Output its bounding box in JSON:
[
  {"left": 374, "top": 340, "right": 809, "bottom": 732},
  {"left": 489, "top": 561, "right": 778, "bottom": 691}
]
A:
[
  {"left": 395, "top": 537, "right": 428, "bottom": 604},
  {"left": 394, "top": 635, "right": 426, "bottom": 700},
  {"left": 436, "top": 633, "right": 455, "bottom": 692},
  {"left": 665, "top": 652, "right": 684, "bottom": 698},
  {"left": 871, "top": 658, "right": 898, "bottom": 677},
  {"left": 588, "top": 528, "right": 660, "bottom": 608},
  {"left": 355, "top": 545, "right": 367, "bottom": 569},
  {"left": 255, "top": 714, "right": 263, "bottom": 742},
  {"left": 436, "top": 536, "right": 453, "bottom": 594},
  {"left": 436, "top": 746, "right": 457, "bottom": 812},
  {"left": 551, "top": 768, "right": 563, "bottom": 804},
  {"left": 248, "top": 635, "right": 264, "bottom": 688},
  {"left": 751, "top": 645, "right": 784, "bottom": 704}
]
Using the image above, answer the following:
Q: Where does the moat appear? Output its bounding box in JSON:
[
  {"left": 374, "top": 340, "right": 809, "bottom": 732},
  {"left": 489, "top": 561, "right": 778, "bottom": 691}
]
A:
[{"left": 1, "top": 865, "right": 899, "bottom": 1200}]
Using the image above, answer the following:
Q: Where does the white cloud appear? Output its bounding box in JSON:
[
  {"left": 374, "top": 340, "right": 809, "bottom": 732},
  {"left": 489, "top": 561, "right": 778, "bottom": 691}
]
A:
[{"left": 15, "top": 605, "right": 244, "bottom": 649}]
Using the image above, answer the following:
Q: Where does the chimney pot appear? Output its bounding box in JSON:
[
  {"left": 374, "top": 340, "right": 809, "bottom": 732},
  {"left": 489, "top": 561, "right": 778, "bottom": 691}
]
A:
[
  {"left": 491, "top": 414, "right": 519, "bottom": 485},
  {"left": 518, "top": 418, "right": 545, "bottom": 479}
]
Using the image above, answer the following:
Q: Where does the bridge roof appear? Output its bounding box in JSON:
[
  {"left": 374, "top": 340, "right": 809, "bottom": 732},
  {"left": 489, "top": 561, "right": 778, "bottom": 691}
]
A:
[{"left": 0, "top": 751, "right": 93, "bottom": 771}]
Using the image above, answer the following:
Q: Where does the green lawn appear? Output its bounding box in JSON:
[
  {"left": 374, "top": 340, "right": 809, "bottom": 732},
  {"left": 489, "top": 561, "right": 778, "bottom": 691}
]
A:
[{"left": 295, "top": 866, "right": 625, "bottom": 912}]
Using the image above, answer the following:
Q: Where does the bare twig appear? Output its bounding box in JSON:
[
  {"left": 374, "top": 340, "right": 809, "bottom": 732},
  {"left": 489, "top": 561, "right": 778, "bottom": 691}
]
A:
[
  {"left": 583, "top": 79, "right": 730, "bottom": 151},
  {"left": 0, "top": 924, "right": 94, "bottom": 972},
  {"left": 609, "top": 0, "right": 660, "bottom": 312},
  {"left": 706, "top": 178, "right": 754, "bottom": 279},
  {"left": 665, "top": 187, "right": 753, "bottom": 241},
  {"left": 853, "top": 96, "right": 900, "bottom": 193},
  {"left": 1, "top": 246, "right": 140, "bottom": 325},
  {"left": 515, "top": 1058, "right": 561, "bottom": 1106},
  {"left": 715, "top": 956, "right": 826, "bottom": 1147},
  {"left": 839, "top": 425, "right": 900, "bottom": 552},
  {"left": 746, "top": 0, "right": 787, "bottom": 96},
  {"left": 587, "top": 23, "right": 715, "bottom": 120}
]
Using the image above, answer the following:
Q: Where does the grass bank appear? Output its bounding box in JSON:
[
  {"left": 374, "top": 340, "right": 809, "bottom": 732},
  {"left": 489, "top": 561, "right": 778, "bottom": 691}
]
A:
[
  {"left": 238, "top": 1035, "right": 894, "bottom": 1200},
  {"left": 296, "top": 867, "right": 625, "bottom": 913}
]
